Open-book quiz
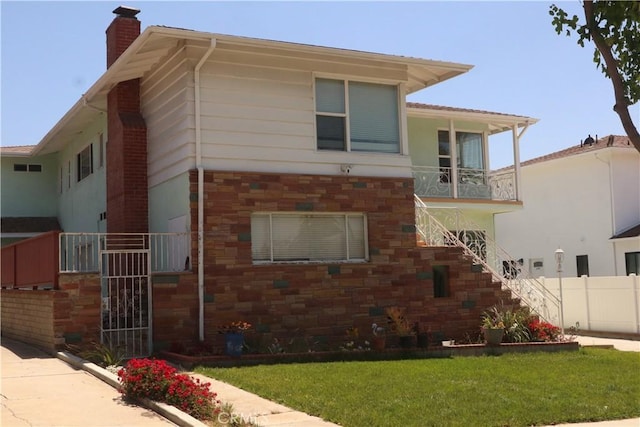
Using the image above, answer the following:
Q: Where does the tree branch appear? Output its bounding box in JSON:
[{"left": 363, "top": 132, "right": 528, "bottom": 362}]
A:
[{"left": 583, "top": 1, "right": 640, "bottom": 152}]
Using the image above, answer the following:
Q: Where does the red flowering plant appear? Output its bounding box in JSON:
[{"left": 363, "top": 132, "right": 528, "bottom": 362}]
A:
[
  {"left": 527, "top": 319, "right": 561, "bottom": 342},
  {"left": 118, "top": 358, "right": 222, "bottom": 421},
  {"left": 118, "top": 358, "right": 176, "bottom": 401},
  {"left": 165, "top": 373, "right": 221, "bottom": 420}
]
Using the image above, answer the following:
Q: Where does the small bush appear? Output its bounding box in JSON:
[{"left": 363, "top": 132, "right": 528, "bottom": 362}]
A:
[
  {"left": 165, "top": 373, "right": 221, "bottom": 420},
  {"left": 118, "top": 358, "right": 176, "bottom": 402},
  {"left": 528, "top": 319, "right": 561, "bottom": 342},
  {"left": 118, "top": 358, "right": 221, "bottom": 421}
]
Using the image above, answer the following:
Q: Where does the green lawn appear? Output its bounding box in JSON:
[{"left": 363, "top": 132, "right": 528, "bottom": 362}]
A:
[{"left": 196, "top": 349, "right": 640, "bottom": 427}]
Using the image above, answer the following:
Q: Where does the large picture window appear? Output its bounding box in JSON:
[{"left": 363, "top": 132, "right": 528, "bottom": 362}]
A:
[
  {"left": 251, "top": 213, "right": 367, "bottom": 263},
  {"left": 77, "top": 144, "right": 93, "bottom": 182},
  {"left": 315, "top": 78, "right": 400, "bottom": 153}
]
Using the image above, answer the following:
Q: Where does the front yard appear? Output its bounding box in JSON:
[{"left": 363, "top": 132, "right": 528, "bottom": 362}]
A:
[{"left": 197, "top": 348, "right": 640, "bottom": 427}]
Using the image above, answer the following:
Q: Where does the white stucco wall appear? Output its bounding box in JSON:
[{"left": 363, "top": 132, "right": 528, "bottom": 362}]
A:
[
  {"left": 495, "top": 148, "right": 638, "bottom": 277},
  {"left": 610, "top": 148, "right": 640, "bottom": 234}
]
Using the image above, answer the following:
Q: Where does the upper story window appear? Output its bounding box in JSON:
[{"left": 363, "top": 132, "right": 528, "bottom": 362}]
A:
[
  {"left": 251, "top": 212, "right": 367, "bottom": 263},
  {"left": 13, "top": 164, "right": 42, "bottom": 172},
  {"left": 437, "top": 130, "right": 485, "bottom": 171},
  {"left": 438, "top": 130, "right": 485, "bottom": 186},
  {"left": 77, "top": 144, "right": 93, "bottom": 182},
  {"left": 315, "top": 78, "right": 400, "bottom": 153}
]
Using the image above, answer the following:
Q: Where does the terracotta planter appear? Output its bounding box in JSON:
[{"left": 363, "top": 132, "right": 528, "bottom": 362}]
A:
[{"left": 483, "top": 328, "right": 504, "bottom": 346}]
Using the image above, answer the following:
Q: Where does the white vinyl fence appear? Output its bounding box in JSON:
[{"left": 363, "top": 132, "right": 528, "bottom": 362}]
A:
[{"left": 538, "top": 275, "right": 640, "bottom": 334}]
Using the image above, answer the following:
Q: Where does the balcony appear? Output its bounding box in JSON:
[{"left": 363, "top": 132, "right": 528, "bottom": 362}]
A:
[{"left": 412, "top": 166, "right": 517, "bottom": 202}]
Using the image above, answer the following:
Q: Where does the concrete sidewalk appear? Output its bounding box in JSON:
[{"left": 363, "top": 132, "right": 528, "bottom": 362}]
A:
[{"left": 1, "top": 337, "right": 175, "bottom": 427}]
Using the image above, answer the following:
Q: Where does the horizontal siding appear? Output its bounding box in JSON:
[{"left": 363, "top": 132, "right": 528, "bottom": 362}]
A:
[
  {"left": 142, "top": 48, "right": 195, "bottom": 187},
  {"left": 143, "top": 40, "right": 412, "bottom": 186}
]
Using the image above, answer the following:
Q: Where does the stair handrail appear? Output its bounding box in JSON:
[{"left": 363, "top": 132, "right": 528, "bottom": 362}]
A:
[{"left": 414, "top": 195, "right": 561, "bottom": 325}]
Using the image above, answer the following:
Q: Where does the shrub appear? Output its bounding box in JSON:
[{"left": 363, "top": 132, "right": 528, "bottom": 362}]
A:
[
  {"left": 165, "top": 373, "right": 221, "bottom": 420},
  {"left": 528, "top": 319, "right": 561, "bottom": 342},
  {"left": 118, "top": 358, "right": 176, "bottom": 402},
  {"left": 118, "top": 358, "right": 221, "bottom": 421}
]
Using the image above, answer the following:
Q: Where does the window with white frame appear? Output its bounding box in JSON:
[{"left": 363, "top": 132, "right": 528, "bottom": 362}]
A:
[
  {"left": 438, "top": 130, "right": 485, "bottom": 184},
  {"left": 315, "top": 78, "right": 400, "bottom": 153},
  {"left": 77, "top": 144, "right": 93, "bottom": 182},
  {"left": 437, "top": 131, "right": 451, "bottom": 183},
  {"left": 251, "top": 213, "right": 367, "bottom": 263}
]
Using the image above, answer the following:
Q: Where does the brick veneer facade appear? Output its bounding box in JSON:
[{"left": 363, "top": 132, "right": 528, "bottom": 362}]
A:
[{"left": 187, "top": 170, "right": 517, "bottom": 350}]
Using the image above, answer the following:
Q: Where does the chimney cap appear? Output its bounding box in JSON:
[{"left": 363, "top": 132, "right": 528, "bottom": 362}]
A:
[{"left": 113, "top": 5, "right": 140, "bottom": 18}]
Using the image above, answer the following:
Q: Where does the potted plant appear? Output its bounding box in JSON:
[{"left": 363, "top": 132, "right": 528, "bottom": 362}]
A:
[
  {"left": 385, "top": 306, "right": 416, "bottom": 348},
  {"left": 371, "top": 323, "right": 386, "bottom": 350},
  {"left": 218, "top": 320, "right": 252, "bottom": 356},
  {"left": 481, "top": 306, "right": 505, "bottom": 345}
]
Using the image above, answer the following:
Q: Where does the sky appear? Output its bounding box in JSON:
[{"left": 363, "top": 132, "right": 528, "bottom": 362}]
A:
[{"left": 1, "top": 0, "right": 638, "bottom": 168}]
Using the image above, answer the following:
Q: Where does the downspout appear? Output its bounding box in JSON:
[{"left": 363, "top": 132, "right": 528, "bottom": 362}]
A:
[
  {"left": 195, "top": 38, "right": 216, "bottom": 342},
  {"left": 595, "top": 152, "right": 616, "bottom": 274}
]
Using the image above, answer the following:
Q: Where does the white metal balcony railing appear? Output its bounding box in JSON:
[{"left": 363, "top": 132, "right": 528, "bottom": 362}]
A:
[
  {"left": 59, "top": 233, "right": 191, "bottom": 273},
  {"left": 412, "top": 166, "right": 516, "bottom": 201},
  {"left": 414, "top": 195, "right": 561, "bottom": 325}
]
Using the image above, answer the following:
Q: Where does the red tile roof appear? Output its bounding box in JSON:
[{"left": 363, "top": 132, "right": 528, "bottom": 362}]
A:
[{"left": 521, "top": 135, "right": 633, "bottom": 167}]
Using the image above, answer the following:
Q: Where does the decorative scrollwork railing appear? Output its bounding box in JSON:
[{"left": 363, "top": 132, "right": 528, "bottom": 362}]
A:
[
  {"left": 415, "top": 195, "right": 560, "bottom": 325},
  {"left": 412, "top": 166, "right": 517, "bottom": 201}
]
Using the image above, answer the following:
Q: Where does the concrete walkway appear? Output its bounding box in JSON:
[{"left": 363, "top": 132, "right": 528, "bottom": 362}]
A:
[{"left": 1, "top": 337, "right": 175, "bottom": 426}]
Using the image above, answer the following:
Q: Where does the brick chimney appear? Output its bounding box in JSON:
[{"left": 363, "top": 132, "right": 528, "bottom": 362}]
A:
[{"left": 106, "top": 6, "right": 149, "bottom": 234}]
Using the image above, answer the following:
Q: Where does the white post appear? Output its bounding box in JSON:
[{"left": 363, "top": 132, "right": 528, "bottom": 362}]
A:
[
  {"left": 583, "top": 275, "right": 591, "bottom": 332},
  {"left": 449, "top": 120, "right": 458, "bottom": 199},
  {"left": 555, "top": 248, "right": 565, "bottom": 336},
  {"left": 512, "top": 125, "right": 522, "bottom": 202},
  {"left": 632, "top": 274, "right": 639, "bottom": 334}
]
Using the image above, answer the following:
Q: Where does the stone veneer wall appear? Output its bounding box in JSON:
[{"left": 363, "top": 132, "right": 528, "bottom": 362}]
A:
[{"left": 189, "top": 170, "right": 516, "bottom": 350}]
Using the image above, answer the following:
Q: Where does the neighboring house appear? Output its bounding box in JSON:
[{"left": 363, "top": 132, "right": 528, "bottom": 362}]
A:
[
  {"left": 1, "top": 6, "right": 541, "bottom": 355},
  {"left": 495, "top": 135, "right": 640, "bottom": 278},
  {"left": 0, "top": 146, "right": 60, "bottom": 246}
]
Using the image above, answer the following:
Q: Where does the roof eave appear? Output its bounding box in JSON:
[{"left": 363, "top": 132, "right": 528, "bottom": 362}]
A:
[
  {"left": 407, "top": 106, "right": 539, "bottom": 133},
  {"left": 30, "top": 25, "right": 474, "bottom": 155}
]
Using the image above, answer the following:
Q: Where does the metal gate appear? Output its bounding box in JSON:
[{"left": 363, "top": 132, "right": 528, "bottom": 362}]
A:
[{"left": 100, "top": 249, "right": 152, "bottom": 358}]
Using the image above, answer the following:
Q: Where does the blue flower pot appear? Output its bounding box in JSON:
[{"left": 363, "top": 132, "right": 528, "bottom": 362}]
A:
[{"left": 225, "top": 332, "right": 244, "bottom": 356}]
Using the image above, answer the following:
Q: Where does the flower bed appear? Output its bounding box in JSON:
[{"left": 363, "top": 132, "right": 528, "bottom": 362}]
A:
[{"left": 160, "top": 340, "right": 579, "bottom": 369}]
